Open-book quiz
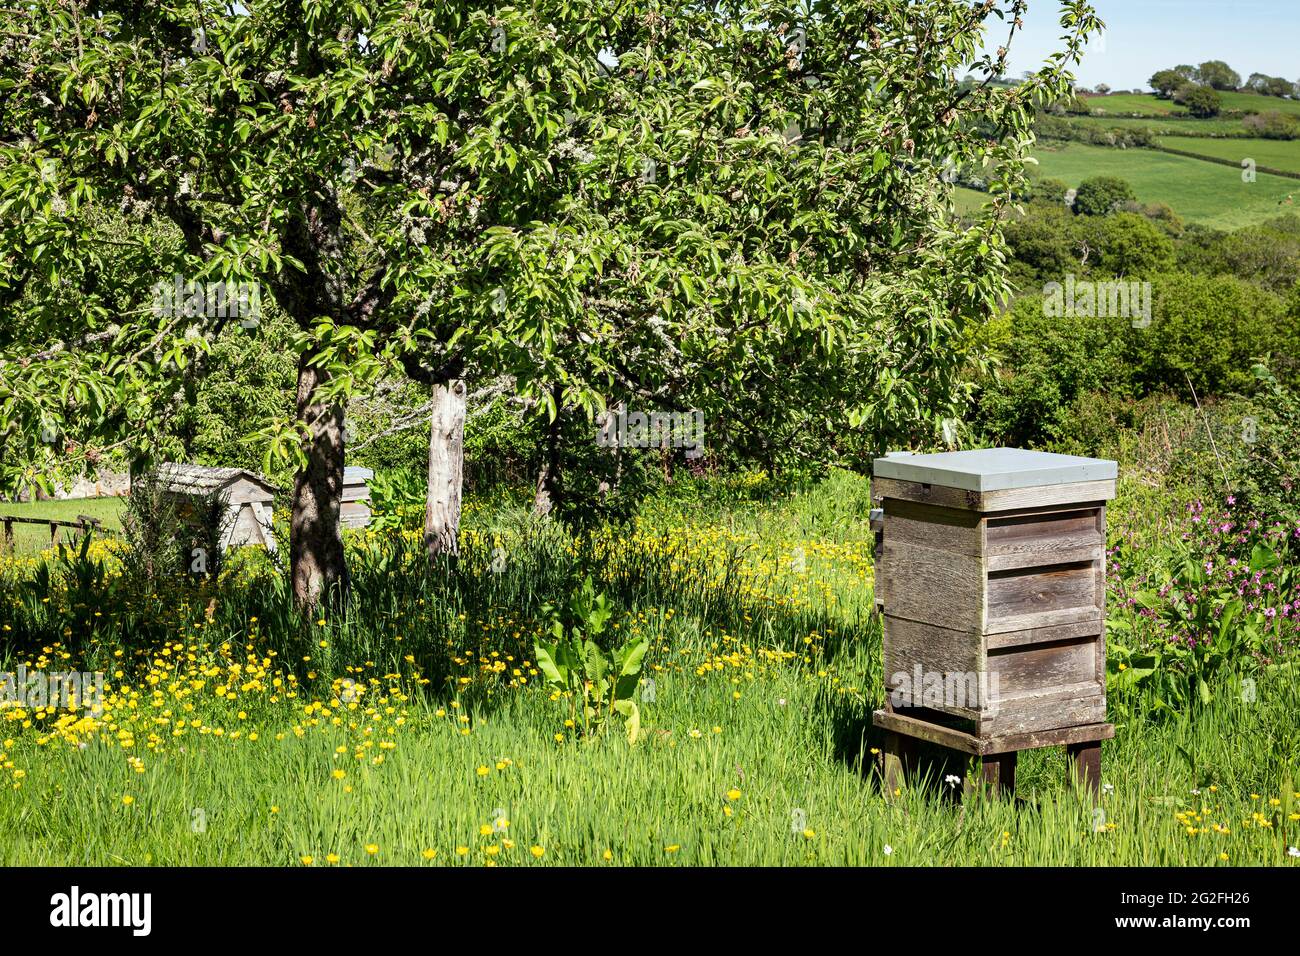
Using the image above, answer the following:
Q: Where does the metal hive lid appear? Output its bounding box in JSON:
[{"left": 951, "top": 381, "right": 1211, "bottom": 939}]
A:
[{"left": 871, "top": 447, "right": 1117, "bottom": 492}]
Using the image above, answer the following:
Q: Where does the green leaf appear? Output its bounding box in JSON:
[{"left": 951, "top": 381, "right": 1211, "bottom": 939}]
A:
[
  {"left": 1249, "top": 543, "right": 1279, "bottom": 573},
  {"left": 615, "top": 636, "right": 649, "bottom": 678},
  {"left": 613, "top": 699, "right": 640, "bottom": 744},
  {"left": 583, "top": 638, "right": 609, "bottom": 685},
  {"left": 533, "top": 640, "right": 566, "bottom": 686}
]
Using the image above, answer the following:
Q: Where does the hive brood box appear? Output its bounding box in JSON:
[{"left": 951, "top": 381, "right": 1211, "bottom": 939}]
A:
[
  {"left": 341, "top": 466, "right": 374, "bottom": 529},
  {"left": 871, "top": 448, "right": 1117, "bottom": 739},
  {"left": 153, "top": 463, "right": 280, "bottom": 552}
]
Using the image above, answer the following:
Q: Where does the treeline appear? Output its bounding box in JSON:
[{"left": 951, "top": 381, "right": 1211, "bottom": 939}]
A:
[{"left": 1149, "top": 62, "right": 1296, "bottom": 98}]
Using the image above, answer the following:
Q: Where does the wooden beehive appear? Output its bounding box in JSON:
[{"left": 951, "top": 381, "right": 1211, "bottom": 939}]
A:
[
  {"left": 871, "top": 448, "right": 1117, "bottom": 739},
  {"left": 153, "top": 463, "right": 280, "bottom": 552},
  {"left": 341, "top": 466, "right": 374, "bottom": 529}
]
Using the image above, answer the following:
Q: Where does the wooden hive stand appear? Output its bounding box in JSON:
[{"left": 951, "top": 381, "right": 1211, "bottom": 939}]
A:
[{"left": 869, "top": 448, "right": 1118, "bottom": 800}]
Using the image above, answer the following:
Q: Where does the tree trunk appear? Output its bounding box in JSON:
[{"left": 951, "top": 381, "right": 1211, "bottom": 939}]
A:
[
  {"left": 533, "top": 395, "right": 562, "bottom": 517},
  {"left": 290, "top": 355, "right": 348, "bottom": 610},
  {"left": 425, "top": 379, "right": 467, "bottom": 559}
]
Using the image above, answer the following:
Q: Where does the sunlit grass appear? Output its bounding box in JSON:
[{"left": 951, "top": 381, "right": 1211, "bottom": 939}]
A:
[{"left": 0, "top": 471, "right": 1296, "bottom": 866}]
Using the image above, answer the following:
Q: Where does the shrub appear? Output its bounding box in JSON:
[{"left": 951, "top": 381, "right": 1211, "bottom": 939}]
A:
[
  {"left": 1084, "top": 212, "right": 1176, "bottom": 276},
  {"left": 1242, "top": 111, "right": 1300, "bottom": 140},
  {"left": 1028, "top": 177, "right": 1070, "bottom": 205},
  {"left": 1175, "top": 84, "right": 1222, "bottom": 118},
  {"left": 972, "top": 297, "right": 1134, "bottom": 448},
  {"left": 119, "top": 473, "right": 184, "bottom": 588},
  {"left": 973, "top": 273, "right": 1296, "bottom": 449},
  {"left": 1136, "top": 202, "right": 1184, "bottom": 236},
  {"left": 1003, "top": 204, "right": 1084, "bottom": 288},
  {"left": 119, "top": 474, "right": 230, "bottom": 585},
  {"left": 1073, "top": 175, "right": 1137, "bottom": 215},
  {"left": 1133, "top": 272, "right": 1290, "bottom": 397},
  {"left": 1232, "top": 365, "right": 1300, "bottom": 521}
]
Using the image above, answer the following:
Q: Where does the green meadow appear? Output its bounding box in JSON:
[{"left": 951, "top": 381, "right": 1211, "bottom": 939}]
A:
[
  {"left": 1156, "top": 136, "right": 1300, "bottom": 176},
  {"left": 1081, "top": 91, "right": 1300, "bottom": 118},
  {"left": 1029, "top": 142, "right": 1299, "bottom": 229},
  {"left": 1065, "top": 114, "right": 1249, "bottom": 138},
  {"left": 0, "top": 498, "right": 124, "bottom": 553},
  {"left": 1, "top": 474, "right": 1297, "bottom": 867}
]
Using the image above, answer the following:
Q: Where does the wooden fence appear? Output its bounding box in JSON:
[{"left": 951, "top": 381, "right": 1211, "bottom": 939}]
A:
[{"left": 0, "top": 514, "right": 114, "bottom": 551}]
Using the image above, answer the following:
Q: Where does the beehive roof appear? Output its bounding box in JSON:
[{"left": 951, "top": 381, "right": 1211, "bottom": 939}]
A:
[
  {"left": 872, "top": 448, "right": 1116, "bottom": 492},
  {"left": 154, "top": 462, "right": 281, "bottom": 497}
]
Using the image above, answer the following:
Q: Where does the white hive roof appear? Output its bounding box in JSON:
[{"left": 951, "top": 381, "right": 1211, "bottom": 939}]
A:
[{"left": 154, "top": 462, "right": 281, "bottom": 497}]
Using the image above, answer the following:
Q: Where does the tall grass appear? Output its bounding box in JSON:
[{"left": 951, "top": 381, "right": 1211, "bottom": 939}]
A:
[{"left": 0, "top": 472, "right": 1296, "bottom": 866}]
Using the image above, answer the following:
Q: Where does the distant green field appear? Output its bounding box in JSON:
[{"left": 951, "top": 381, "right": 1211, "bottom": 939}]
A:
[
  {"left": 952, "top": 185, "right": 991, "bottom": 215},
  {"left": 1079, "top": 93, "right": 1182, "bottom": 116},
  {"left": 1082, "top": 91, "right": 1300, "bottom": 118},
  {"left": 1064, "top": 114, "right": 1246, "bottom": 137},
  {"left": 1156, "top": 135, "right": 1300, "bottom": 175},
  {"left": 0, "top": 498, "right": 124, "bottom": 554},
  {"left": 1030, "top": 142, "right": 1299, "bottom": 230}
]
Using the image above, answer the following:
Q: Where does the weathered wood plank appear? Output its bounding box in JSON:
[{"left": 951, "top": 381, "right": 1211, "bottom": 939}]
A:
[
  {"left": 981, "top": 751, "right": 1017, "bottom": 798},
  {"left": 882, "top": 540, "right": 985, "bottom": 630},
  {"left": 982, "top": 688, "right": 1105, "bottom": 736},
  {"left": 1067, "top": 740, "right": 1104, "bottom": 799},
  {"left": 878, "top": 499, "right": 982, "bottom": 555},
  {"left": 876, "top": 708, "right": 1114, "bottom": 756},
  {"left": 874, "top": 476, "right": 1115, "bottom": 513},
  {"left": 985, "top": 540, "right": 1102, "bottom": 572},
  {"left": 986, "top": 508, "right": 1096, "bottom": 544},
  {"left": 873, "top": 709, "right": 981, "bottom": 755},
  {"left": 987, "top": 637, "right": 1098, "bottom": 699},
  {"left": 1094, "top": 507, "right": 1108, "bottom": 685},
  {"left": 987, "top": 561, "right": 1097, "bottom": 620},
  {"left": 883, "top": 616, "right": 986, "bottom": 689},
  {"left": 985, "top": 620, "right": 1101, "bottom": 650},
  {"left": 983, "top": 722, "right": 1114, "bottom": 755},
  {"left": 880, "top": 730, "right": 917, "bottom": 797},
  {"left": 984, "top": 606, "right": 1103, "bottom": 635}
]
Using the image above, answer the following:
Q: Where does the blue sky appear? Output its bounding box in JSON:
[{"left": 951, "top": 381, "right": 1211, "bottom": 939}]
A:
[{"left": 996, "top": 1, "right": 1300, "bottom": 91}]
